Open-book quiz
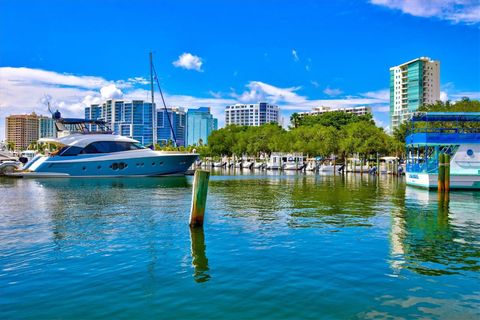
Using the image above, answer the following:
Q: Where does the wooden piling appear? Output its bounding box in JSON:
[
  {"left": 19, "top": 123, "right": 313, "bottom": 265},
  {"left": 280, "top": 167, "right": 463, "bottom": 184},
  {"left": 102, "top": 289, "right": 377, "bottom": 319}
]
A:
[
  {"left": 444, "top": 154, "right": 450, "bottom": 192},
  {"left": 189, "top": 170, "right": 210, "bottom": 228},
  {"left": 376, "top": 154, "right": 380, "bottom": 176},
  {"left": 438, "top": 153, "right": 445, "bottom": 192}
]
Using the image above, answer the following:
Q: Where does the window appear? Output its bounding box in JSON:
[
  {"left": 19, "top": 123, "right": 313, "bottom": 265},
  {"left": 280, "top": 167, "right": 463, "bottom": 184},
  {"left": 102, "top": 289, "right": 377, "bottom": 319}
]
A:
[
  {"left": 81, "top": 141, "right": 145, "bottom": 154},
  {"left": 59, "top": 146, "right": 83, "bottom": 156}
]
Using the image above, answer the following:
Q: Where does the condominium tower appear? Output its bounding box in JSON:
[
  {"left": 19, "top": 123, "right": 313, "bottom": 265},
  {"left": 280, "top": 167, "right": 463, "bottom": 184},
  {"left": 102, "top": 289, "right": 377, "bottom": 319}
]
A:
[
  {"left": 5, "top": 113, "right": 39, "bottom": 150},
  {"left": 225, "top": 102, "right": 280, "bottom": 126},
  {"left": 390, "top": 57, "right": 440, "bottom": 131},
  {"left": 186, "top": 107, "right": 218, "bottom": 146}
]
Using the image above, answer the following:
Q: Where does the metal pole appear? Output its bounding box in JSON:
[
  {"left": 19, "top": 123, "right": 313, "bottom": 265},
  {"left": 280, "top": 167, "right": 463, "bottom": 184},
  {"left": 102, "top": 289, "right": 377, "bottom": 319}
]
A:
[{"left": 150, "top": 52, "right": 157, "bottom": 145}]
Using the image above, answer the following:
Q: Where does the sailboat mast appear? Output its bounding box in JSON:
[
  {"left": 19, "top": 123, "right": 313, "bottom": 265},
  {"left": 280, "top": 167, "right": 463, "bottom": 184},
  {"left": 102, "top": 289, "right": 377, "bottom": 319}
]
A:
[{"left": 150, "top": 52, "right": 157, "bottom": 145}]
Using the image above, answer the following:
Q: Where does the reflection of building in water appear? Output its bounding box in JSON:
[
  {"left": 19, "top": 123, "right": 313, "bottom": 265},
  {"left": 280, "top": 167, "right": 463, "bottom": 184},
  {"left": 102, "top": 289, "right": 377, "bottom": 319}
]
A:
[{"left": 388, "top": 187, "right": 480, "bottom": 276}]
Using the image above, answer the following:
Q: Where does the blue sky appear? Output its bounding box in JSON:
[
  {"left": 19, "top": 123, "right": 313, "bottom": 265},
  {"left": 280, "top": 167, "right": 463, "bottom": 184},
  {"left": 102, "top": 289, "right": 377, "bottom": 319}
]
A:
[{"left": 1, "top": 0, "right": 479, "bottom": 139}]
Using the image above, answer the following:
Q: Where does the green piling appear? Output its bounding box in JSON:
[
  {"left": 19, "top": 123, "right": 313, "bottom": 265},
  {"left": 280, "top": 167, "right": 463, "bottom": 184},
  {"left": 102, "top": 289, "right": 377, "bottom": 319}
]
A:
[
  {"left": 190, "top": 170, "right": 210, "bottom": 228},
  {"left": 444, "top": 154, "right": 450, "bottom": 192},
  {"left": 438, "top": 153, "right": 445, "bottom": 192}
]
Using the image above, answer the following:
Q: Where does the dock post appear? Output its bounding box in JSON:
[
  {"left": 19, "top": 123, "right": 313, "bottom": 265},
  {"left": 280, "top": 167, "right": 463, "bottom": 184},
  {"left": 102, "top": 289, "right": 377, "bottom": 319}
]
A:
[
  {"left": 444, "top": 154, "right": 450, "bottom": 192},
  {"left": 438, "top": 153, "right": 445, "bottom": 192},
  {"left": 190, "top": 170, "right": 210, "bottom": 228},
  {"left": 376, "top": 153, "right": 379, "bottom": 176}
]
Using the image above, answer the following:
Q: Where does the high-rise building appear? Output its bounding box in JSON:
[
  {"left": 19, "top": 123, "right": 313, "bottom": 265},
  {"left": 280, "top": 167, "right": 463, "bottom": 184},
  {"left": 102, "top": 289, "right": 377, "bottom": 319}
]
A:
[
  {"left": 157, "top": 107, "right": 186, "bottom": 147},
  {"left": 5, "top": 113, "right": 39, "bottom": 150},
  {"left": 390, "top": 57, "right": 440, "bottom": 131},
  {"left": 299, "top": 106, "right": 372, "bottom": 117},
  {"left": 186, "top": 107, "right": 217, "bottom": 146},
  {"left": 38, "top": 116, "right": 56, "bottom": 138},
  {"left": 85, "top": 99, "right": 155, "bottom": 145},
  {"left": 225, "top": 102, "right": 280, "bottom": 126}
]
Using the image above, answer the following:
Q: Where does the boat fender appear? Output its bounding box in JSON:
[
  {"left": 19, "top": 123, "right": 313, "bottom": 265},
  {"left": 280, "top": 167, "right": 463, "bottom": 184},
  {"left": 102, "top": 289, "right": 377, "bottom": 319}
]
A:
[{"left": 19, "top": 157, "right": 29, "bottom": 165}]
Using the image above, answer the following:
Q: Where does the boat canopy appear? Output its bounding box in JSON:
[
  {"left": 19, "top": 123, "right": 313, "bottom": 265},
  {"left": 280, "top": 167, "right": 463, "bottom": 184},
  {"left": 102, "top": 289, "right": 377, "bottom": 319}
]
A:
[
  {"left": 410, "top": 112, "right": 480, "bottom": 122},
  {"left": 406, "top": 112, "right": 480, "bottom": 146},
  {"left": 38, "top": 133, "right": 139, "bottom": 148}
]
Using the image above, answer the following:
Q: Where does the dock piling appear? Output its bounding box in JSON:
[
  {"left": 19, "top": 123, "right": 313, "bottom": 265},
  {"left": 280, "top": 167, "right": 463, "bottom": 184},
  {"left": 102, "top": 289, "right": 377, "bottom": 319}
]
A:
[
  {"left": 438, "top": 153, "right": 445, "bottom": 192},
  {"left": 189, "top": 170, "right": 210, "bottom": 228},
  {"left": 444, "top": 154, "right": 450, "bottom": 192}
]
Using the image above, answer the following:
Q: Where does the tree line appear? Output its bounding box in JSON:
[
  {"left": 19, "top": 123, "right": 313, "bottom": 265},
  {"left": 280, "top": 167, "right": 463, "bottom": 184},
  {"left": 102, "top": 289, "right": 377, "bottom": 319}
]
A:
[{"left": 194, "top": 112, "right": 400, "bottom": 162}]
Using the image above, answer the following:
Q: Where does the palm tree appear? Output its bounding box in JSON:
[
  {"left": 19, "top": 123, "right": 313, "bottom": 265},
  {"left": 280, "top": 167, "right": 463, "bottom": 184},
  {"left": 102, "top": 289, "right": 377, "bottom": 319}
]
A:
[
  {"left": 6, "top": 141, "right": 16, "bottom": 151},
  {"left": 290, "top": 112, "right": 300, "bottom": 128}
]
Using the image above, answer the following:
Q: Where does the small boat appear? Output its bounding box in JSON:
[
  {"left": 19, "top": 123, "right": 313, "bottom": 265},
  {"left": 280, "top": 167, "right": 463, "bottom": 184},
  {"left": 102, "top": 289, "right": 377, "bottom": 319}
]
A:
[
  {"left": 266, "top": 153, "right": 283, "bottom": 170},
  {"left": 318, "top": 164, "right": 335, "bottom": 172},
  {"left": 282, "top": 154, "right": 306, "bottom": 170},
  {"left": 346, "top": 158, "right": 370, "bottom": 173},
  {"left": 243, "top": 160, "right": 254, "bottom": 169},
  {"left": 212, "top": 161, "right": 226, "bottom": 168},
  {"left": 234, "top": 160, "right": 243, "bottom": 169},
  {"left": 253, "top": 161, "right": 266, "bottom": 170}
]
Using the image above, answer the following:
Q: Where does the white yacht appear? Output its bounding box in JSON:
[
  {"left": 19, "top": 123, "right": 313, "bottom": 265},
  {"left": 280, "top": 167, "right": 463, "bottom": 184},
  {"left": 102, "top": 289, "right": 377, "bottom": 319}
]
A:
[{"left": 7, "top": 133, "right": 198, "bottom": 178}]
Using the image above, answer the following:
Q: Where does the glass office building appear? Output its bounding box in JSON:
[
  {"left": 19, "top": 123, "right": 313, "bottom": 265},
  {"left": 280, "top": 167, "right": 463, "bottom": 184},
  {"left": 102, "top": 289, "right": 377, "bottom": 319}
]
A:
[
  {"left": 186, "top": 107, "right": 217, "bottom": 146},
  {"left": 157, "top": 107, "right": 186, "bottom": 147},
  {"left": 85, "top": 99, "right": 155, "bottom": 145}
]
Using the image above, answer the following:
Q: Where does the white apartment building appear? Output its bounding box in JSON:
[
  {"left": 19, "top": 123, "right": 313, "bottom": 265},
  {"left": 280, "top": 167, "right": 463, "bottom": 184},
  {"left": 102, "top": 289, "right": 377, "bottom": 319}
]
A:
[
  {"left": 225, "top": 102, "right": 280, "bottom": 126},
  {"left": 390, "top": 57, "right": 440, "bottom": 131},
  {"left": 299, "top": 105, "right": 372, "bottom": 117}
]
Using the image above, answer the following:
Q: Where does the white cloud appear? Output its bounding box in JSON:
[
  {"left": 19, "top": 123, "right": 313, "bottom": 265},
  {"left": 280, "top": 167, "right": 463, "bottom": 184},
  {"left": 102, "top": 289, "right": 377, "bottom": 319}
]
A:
[
  {"left": 361, "top": 89, "right": 390, "bottom": 101},
  {"left": 370, "top": 0, "right": 480, "bottom": 25},
  {"left": 310, "top": 81, "right": 320, "bottom": 88},
  {"left": 292, "top": 49, "right": 299, "bottom": 62},
  {"left": 100, "top": 84, "right": 123, "bottom": 99},
  {"left": 172, "top": 52, "right": 204, "bottom": 72},
  {"left": 440, "top": 91, "right": 449, "bottom": 102},
  {"left": 323, "top": 87, "right": 343, "bottom": 96}
]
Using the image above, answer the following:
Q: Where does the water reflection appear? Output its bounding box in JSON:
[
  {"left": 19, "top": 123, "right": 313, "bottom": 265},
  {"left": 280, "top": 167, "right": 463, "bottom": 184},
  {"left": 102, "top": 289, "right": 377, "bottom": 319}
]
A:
[
  {"left": 190, "top": 227, "right": 210, "bottom": 283},
  {"left": 36, "top": 176, "right": 189, "bottom": 189},
  {"left": 390, "top": 187, "right": 480, "bottom": 276}
]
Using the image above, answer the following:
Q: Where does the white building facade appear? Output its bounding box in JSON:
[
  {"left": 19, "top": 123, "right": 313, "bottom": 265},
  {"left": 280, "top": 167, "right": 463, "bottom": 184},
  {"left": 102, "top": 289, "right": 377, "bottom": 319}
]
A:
[
  {"left": 390, "top": 57, "right": 440, "bottom": 132},
  {"left": 225, "top": 102, "right": 280, "bottom": 126},
  {"left": 299, "top": 106, "right": 372, "bottom": 117}
]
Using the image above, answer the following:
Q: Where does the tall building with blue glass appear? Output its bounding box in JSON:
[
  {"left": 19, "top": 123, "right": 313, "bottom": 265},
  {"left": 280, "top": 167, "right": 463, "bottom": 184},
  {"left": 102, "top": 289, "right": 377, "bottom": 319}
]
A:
[
  {"left": 390, "top": 57, "right": 440, "bottom": 132},
  {"left": 85, "top": 99, "right": 155, "bottom": 145},
  {"left": 38, "top": 116, "right": 56, "bottom": 138},
  {"left": 157, "top": 107, "right": 186, "bottom": 147},
  {"left": 186, "top": 107, "right": 218, "bottom": 146}
]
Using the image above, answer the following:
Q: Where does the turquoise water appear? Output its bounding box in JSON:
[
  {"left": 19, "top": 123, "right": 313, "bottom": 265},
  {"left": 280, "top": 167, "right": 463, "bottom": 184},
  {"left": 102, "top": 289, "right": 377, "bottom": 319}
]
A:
[{"left": 1, "top": 171, "right": 479, "bottom": 319}]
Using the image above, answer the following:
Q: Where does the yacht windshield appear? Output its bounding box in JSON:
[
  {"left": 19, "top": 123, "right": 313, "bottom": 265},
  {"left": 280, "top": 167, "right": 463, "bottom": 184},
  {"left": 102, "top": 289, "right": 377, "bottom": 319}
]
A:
[{"left": 81, "top": 141, "right": 145, "bottom": 154}]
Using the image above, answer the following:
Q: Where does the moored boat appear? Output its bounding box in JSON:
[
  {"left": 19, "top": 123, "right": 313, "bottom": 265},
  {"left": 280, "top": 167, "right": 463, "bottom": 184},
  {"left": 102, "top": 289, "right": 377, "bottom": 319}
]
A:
[
  {"left": 405, "top": 112, "right": 480, "bottom": 189},
  {"left": 6, "top": 132, "right": 198, "bottom": 178}
]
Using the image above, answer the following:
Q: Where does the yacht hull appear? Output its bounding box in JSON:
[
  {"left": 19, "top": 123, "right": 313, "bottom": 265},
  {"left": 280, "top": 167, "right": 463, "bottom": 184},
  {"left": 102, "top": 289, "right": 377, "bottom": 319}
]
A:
[
  {"left": 406, "top": 172, "right": 480, "bottom": 189},
  {"left": 8, "top": 152, "right": 198, "bottom": 178}
]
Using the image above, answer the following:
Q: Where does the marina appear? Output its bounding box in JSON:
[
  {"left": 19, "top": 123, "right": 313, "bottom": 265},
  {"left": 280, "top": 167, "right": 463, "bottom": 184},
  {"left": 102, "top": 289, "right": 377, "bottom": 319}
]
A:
[
  {"left": 1, "top": 172, "right": 479, "bottom": 319},
  {"left": 1, "top": 1, "right": 479, "bottom": 319}
]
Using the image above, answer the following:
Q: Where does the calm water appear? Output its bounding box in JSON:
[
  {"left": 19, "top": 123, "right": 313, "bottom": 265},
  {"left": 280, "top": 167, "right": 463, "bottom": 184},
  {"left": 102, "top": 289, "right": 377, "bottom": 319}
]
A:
[{"left": 1, "top": 170, "right": 479, "bottom": 319}]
